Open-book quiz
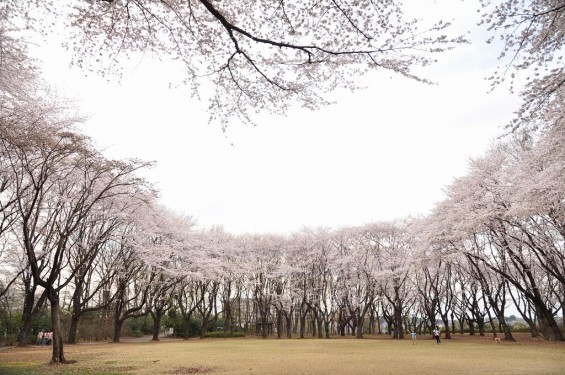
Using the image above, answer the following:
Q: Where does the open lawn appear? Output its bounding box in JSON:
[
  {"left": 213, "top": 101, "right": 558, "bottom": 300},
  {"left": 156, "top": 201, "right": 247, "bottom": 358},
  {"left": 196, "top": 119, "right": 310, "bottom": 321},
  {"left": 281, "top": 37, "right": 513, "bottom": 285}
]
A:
[{"left": 1, "top": 334, "right": 564, "bottom": 375}]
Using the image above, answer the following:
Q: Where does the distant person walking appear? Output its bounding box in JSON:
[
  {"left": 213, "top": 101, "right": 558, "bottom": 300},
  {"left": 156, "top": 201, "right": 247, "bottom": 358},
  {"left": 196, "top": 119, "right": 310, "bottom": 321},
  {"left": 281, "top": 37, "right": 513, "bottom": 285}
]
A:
[
  {"left": 411, "top": 330, "right": 417, "bottom": 345},
  {"left": 433, "top": 327, "right": 441, "bottom": 344}
]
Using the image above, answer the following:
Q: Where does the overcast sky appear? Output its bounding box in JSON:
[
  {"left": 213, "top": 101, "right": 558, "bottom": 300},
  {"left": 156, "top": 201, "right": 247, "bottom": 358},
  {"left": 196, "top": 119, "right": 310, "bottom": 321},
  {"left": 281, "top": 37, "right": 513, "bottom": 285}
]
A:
[{"left": 30, "top": 0, "right": 520, "bottom": 235}]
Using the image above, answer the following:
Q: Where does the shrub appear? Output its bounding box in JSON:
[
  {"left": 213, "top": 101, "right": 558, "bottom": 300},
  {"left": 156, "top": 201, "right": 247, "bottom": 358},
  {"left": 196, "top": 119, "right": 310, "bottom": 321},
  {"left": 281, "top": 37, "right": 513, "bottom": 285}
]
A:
[
  {"left": 131, "top": 329, "right": 144, "bottom": 337},
  {"left": 127, "top": 316, "right": 153, "bottom": 335},
  {"left": 204, "top": 331, "right": 245, "bottom": 338},
  {"left": 510, "top": 322, "right": 530, "bottom": 332}
]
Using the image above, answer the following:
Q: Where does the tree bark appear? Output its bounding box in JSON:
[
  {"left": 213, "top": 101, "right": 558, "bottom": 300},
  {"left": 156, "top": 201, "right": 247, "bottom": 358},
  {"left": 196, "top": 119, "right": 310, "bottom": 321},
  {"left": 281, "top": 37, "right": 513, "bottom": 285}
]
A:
[
  {"left": 17, "top": 289, "right": 46, "bottom": 347},
  {"left": 151, "top": 311, "right": 162, "bottom": 341},
  {"left": 48, "top": 291, "right": 68, "bottom": 364}
]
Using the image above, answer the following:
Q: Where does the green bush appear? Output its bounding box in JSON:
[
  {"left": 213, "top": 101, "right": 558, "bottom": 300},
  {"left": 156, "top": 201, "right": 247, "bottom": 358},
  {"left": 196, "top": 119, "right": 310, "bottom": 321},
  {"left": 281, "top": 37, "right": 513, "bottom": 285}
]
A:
[
  {"left": 204, "top": 331, "right": 245, "bottom": 338},
  {"left": 127, "top": 316, "right": 153, "bottom": 335},
  {"left": 131, "top": 329, "right": 144, "bottom": 337},
  {"left": 510, "top": 322, "right": 530, "bottom": 332}
]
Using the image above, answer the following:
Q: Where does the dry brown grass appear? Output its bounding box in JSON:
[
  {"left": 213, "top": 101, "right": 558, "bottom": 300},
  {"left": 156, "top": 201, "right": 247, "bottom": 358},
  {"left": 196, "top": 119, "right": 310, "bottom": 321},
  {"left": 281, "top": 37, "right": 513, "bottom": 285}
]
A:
[{"left": 1, "top": 333, "right": 564, "bottom": 375}]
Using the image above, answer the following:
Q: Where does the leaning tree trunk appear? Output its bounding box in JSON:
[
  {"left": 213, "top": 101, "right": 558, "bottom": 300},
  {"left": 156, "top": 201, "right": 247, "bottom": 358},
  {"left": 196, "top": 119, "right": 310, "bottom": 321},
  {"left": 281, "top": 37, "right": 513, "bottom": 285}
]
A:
[
  {"left": 17, "top": 290, "right": 46, "bottom": 347},
  {"left": 536, "top": 302, "right": 564, "bottom": 341},
  {"left": 17, "top": 281, "right": 36, "bottom": 347},
  {"left": 497, "top": 312, "right": 515, "bottom": 341}
]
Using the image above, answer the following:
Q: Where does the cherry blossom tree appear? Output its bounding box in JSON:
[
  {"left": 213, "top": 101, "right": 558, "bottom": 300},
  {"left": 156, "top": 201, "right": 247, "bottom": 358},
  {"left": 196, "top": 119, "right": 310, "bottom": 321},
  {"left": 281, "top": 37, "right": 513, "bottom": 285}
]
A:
[
  {"left": 3, "top": 114, "right": 154, "bottom": 360},
  {"left": 5, "top": 1, "right": 463, "bottom": 128},
  {"left": 428, "top": 130, "right": 564, "bottom": 341},
  {"left": 331, "top": 226, "right": 380, "bottom": 339},
  {"left": 237, "top": 233, "right": 287, "bottom": 338},
  {"left": 303, "top": 228, "right": 337, "bottom": 339},
  {"left": 463, "top": 237, "right": 515, "bottom": 341},
  {"left": 480, "top": 0, "right": 565, "bottom": 131},
  {"left": 66, "top": 193, "right": 151, "bottom": 344}
]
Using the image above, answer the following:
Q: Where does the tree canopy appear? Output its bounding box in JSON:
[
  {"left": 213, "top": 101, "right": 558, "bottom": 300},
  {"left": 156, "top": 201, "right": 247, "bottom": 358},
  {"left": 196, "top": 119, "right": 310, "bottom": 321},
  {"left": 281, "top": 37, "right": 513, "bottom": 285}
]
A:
[{"left": 4, "top": 0, "right": 464, "bottom": 127}]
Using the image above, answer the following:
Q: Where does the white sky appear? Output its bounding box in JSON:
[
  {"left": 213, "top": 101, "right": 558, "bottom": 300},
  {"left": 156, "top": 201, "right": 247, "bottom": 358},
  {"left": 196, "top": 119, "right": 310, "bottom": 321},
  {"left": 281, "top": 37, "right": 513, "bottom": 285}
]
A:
[{"left": 30, "top": 0, "right": 521, "bottom": 235}]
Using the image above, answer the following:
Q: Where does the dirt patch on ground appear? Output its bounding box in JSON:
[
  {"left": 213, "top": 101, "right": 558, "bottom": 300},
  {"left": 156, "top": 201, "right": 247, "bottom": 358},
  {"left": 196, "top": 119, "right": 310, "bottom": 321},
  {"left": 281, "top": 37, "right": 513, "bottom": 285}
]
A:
[{"left": 166, "top": 366, "right": 214, "bottom": 374}]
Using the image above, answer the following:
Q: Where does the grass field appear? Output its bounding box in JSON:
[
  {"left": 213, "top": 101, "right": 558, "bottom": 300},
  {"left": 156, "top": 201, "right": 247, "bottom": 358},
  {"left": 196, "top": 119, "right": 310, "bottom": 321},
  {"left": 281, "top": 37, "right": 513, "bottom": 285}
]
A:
[{"left": 1, "top": 334, "right": 564, "bottom": 375}]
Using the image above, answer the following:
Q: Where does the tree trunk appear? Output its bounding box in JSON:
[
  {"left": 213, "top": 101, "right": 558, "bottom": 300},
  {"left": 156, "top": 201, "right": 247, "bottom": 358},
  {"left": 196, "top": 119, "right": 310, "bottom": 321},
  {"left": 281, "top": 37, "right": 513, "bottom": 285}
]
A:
[
  {"left": 48, "top": 291, "right": 68, "bottom": 364},
  {"left": 458, "top": 316, "right": 465, "bottom": 334},
  {"left": 67, "top": 315, "right": 79, "bottom": 345},
  {"left": 324, "top": 320, "right": 330, "bottom": 339},
  {"left": 477, "top": 317, "right": 486, "bottom": 336},
  {"left": 276, "top": 309, "right": 283, "bottom": 339},
  {"left": 151, "top": 311, "right": 162, "bottom": 341},
  {"left": 285, "top": 314, "right": 292, "bottom": 338},
  {"left": 498, "top": 313, "right": 515, "bottom": 341},
  {"left": 469, "top": 319, "right": 476, "bottom": 335},
  {"left": 112, "top": 313, "right": 125, "bottom": 343},
  {"left": 183, "top": 315, "right": 192, "bottom": 339},
  {"left": 537, "top": 304, "right": 564, "bottom": 341},
  {"left": 299, "top": 307, "right": 307, "bottom": 338},
  {"left": 200, "top": 319, "right": 210, "bottom": 339},
  {"left": 17, "top": 285, "right": 46, "bottom": 347},
  {"left": 355, "top": 313, "right": 364, "bottom": 339},
  {"left": 393, "top": 300, "right": 404, "bottom": 339},
  {"left": 440, "top": 314, "right": 452, "bottom": 339}
]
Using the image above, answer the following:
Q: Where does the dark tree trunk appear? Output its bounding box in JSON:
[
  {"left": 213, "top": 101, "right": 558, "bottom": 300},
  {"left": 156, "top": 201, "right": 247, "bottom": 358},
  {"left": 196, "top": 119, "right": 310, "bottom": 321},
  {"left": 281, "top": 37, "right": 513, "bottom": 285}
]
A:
[
  {"left": 276, "top": 309, "right": 283, "bottom": 339},
  {"left": 393, "top": 297, "right": 404, "bottom": 339},
  {"left": 440, "top": 313, "right": 451, "bottom": 339},
  {"left": 200, "top": 319, "right": 210, "bottom": 338},
  {"left": 458, "top": 315, "right": 465, "bottom": 334},
  {"left": 285, "top": 314, "right": 292, "bottom": 338},
  {"left": 316, "top": 315, "right": 323, "bottom": 339},
  {"left": 469, "top": 319, "right": 476, "bottom": 335},
  {"left": 183, "top": 313, "right": 193, "bottom": 339},
  {"left": 113, "top": 319, "right": 124, "bottom": 343},
  {"left": 477, "top": 317, "right": 486, "bottom": 336},
  {"left": 67, "top": 315, "right": 79, "bottom": 344},
  {"left": 536, "top": 303, "right": 564, "bottom": 341},
  {"left": 299, "top": 305, "right": 307, "bottom": 338},
  {"left": 17, "top": 290, "right": 46, "bottom": 347},
  {"left": 324, "top": 320, "right": 330, "bottom": 338},
  {"left": 151, "top": 311, "right": 162, "bottom": 341},
  {"left": 48, "top": 291, "right": 68, "bottom": 364},
  {"left": 355, "top": 311, "right": 363, "bottom": 339}
]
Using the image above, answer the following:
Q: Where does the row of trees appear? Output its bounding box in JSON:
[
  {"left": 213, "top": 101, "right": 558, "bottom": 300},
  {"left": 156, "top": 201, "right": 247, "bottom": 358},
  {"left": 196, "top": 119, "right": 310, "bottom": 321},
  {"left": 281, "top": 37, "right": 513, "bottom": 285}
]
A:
[
  {"left": 1, "top": 0, "right": 563, "bottom": 365},
  {"left": 1, "top": 118, "right": 564, "bottom": 354}
]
